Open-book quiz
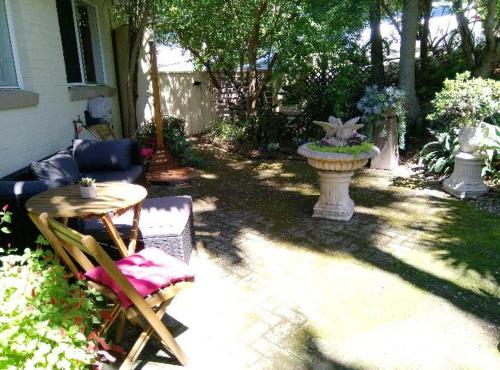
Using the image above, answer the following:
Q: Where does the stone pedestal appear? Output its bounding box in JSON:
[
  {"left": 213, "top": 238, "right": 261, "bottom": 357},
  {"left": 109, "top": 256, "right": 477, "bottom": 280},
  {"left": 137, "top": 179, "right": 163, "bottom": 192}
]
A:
[
  {"left": 371, "top": 113, "right": 399, "bottom": 170},
  {"left": 313, "top": 171, "right": 354, "bottom": 221},
  {"left": 298, "top": 144, "right": 380, "bottom": 221},
  {"left": 443, "top": 152, "right": 488, "bottom": 199}
]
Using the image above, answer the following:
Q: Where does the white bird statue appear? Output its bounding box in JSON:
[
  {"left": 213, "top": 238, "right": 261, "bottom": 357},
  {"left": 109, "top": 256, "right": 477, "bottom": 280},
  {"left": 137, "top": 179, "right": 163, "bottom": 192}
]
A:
[{"left": 313, "top": 116, "right": 364, "bottom": 146}]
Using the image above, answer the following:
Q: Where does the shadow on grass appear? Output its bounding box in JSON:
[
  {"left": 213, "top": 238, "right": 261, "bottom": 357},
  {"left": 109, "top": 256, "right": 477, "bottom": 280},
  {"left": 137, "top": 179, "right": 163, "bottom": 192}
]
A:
[{"left": 151, "top": 147, "right": 500, "bottom": 327}]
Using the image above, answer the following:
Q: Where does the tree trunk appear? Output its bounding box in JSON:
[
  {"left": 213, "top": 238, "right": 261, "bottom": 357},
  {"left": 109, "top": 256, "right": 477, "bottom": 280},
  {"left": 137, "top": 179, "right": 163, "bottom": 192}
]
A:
[
  {"left": 246, "top": 0, "right": 267, "bottom": 116},
  {"left": 127, "top": 28, "right": 142, "bottom": 138},
  {"left": 399, "top": 0, "right": 421, "bottom": 131},
  {"left": 453, "top": 0, "right": 476, "bottom": 69},
  {"left": 474, "top": 0, "right": 499, "bottom": 77},
  {"left": 420, "top": 0, "right": 432, "bottom": 77},
  {"left": 247, "top": 49, "right": 259, "bottom": 116},
  {"left": 369, "top": 0, "right": 385, "bottom": 86}
]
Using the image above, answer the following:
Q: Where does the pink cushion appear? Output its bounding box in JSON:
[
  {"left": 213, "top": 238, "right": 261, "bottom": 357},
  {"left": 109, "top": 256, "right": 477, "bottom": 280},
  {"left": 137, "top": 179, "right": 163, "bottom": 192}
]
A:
[{"left": 84, "top": 247, "right": 194, "bottom": 308}]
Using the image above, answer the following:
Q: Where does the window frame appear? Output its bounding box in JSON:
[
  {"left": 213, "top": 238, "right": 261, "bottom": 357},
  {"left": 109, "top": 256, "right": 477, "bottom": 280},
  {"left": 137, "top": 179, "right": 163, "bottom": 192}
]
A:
[
  {"left": 67, "top": 0, "right": 106, "bottom": 86},
  {"left": 0, "top": 0, "right": 22, "bottom": 90}
]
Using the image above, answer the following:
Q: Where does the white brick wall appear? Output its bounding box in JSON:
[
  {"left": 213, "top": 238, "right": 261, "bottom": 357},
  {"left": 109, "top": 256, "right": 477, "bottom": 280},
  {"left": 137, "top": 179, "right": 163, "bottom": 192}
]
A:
[{"left": 0, "top": 0, "right": 122, "bottom": 177}]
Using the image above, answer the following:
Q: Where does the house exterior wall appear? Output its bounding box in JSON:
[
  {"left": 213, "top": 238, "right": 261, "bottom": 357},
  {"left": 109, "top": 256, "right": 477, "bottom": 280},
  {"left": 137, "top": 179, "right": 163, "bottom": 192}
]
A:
[{"left": 0, "top": 0, "right": 121, "bottom": 177}]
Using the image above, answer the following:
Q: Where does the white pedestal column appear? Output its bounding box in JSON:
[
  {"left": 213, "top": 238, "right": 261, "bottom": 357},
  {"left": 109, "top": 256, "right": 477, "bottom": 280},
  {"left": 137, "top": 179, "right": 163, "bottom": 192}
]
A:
[
  {"left": 370, "top": 114, "right": 399, "bottom": 170},
  {"left": 443, "top": 152, "right": 488, "bottom": 199},
  {"left": 313, "top": 170, "right": 354, "bottom": 221}
]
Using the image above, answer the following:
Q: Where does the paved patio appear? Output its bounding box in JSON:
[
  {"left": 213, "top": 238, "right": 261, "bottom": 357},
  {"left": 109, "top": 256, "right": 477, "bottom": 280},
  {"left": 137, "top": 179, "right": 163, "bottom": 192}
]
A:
[{"left": 117, "top": 147, "right": 499, "bottom": 370}]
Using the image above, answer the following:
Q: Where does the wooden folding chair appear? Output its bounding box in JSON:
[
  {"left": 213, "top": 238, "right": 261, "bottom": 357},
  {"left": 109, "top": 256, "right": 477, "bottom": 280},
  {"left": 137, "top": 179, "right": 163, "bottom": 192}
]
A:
[{"left": 29, "top": 212, "right": 193, "bottom": 369}]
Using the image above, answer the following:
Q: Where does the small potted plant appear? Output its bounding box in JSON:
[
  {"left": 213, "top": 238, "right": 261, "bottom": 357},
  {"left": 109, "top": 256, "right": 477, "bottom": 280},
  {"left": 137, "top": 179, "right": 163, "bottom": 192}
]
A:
[
  {"left": 428, "top": 72, "right": 500, "bottom": 153},
  {"left": 79, "top": 177, "right": 96, "bottom": 199}
]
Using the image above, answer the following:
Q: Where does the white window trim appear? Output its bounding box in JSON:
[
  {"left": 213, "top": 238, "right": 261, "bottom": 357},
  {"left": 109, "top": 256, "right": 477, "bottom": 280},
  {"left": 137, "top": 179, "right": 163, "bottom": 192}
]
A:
[
  {"left": 1, "top": 0, "right": 23, "bottom": 89},
  {"left": 67, "top": 0, "right": 106, "bottom": 87}
]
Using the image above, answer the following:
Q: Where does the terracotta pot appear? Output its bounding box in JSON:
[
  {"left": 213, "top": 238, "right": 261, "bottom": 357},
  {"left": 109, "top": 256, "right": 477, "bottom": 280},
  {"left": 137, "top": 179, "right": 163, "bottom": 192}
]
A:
[
  {"left": 458, "top": 124, "right": 484, "bottom": 153},
  {"left": 79, "top": 185, "right": 96, "bottom": 199}
]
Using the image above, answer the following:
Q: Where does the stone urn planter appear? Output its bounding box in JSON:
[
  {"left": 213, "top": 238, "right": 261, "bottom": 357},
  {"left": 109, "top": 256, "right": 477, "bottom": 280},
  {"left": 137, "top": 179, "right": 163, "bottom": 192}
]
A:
[
  {"left": 443, "top": 124, "right": 488, "bottom": 199},
  {"left": 298, "top": 144, "right": 380, "bottom": 221},
  {"left": 457, "top": 124, "right": 485, "bottom": 153}
]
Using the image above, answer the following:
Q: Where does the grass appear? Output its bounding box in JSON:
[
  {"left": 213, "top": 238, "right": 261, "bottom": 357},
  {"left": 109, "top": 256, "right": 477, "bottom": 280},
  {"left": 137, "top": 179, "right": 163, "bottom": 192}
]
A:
[{"left": 307, "top": 142, "right": 374, "bottom": 155}]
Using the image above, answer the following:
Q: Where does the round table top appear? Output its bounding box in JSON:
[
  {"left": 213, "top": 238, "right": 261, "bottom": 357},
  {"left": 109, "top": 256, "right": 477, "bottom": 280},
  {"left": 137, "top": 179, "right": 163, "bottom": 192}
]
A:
[{"left": 26, "top": 182, "right": 147, "bottom": 218}]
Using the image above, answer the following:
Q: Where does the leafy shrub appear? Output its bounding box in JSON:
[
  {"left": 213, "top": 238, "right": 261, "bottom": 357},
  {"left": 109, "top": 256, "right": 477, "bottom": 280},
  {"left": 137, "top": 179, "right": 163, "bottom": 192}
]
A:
[
  {"left": 481, "top": 123, "right": 500, "bottom": 184},
  {"left": 357, "top": 85, "right": 407, "bottom": 149},
  {"left": 136, "top": 116, "right": 202, "bottom": 166},
  {"left": 209, "top": 118, "right": 255, "bottom": 145},
  {"left": 209, "top": 114, "right": 291, "bottom": 149},
  {"left": 427, "top": 72, "right": 500, "bottom": 129},
  {"left": 0, "top": 248, "right": 108, "bottom": 369},
  {"left": 419, "top": 130, "right": 459, "bottom": 175}
]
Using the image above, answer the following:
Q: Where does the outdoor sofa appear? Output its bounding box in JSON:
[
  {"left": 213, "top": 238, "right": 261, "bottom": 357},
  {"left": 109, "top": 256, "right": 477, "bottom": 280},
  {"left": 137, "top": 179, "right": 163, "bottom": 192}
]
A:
[
  {"left": 0, "top": 138, "right": 144, "bottom": 245},
  {"left": 0, "top": 138, "right": 194, "bottom": 264}
]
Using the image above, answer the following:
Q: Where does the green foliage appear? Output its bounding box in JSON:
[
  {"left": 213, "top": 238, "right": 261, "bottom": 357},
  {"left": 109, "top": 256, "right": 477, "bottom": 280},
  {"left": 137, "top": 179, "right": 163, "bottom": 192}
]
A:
[
  {"left": 209, "top": 113, "right": 291, "bottom": 149},
  {"left": 427, "top": 72, "right": 500, "bottom": 129},
  {"left": 480, "top": 123, "right": 500, "bottom": 184},
  {"left": 0, "top": 205, "right": 12, "bottom": 235},
  {"left": 78, "top": 177, "right": 95, "bottom": 187},
  {"left": 280, "top": 45, "right": 369, "bottom": 144},
  {"left": 209, "top": 118, "right": 255, "bottom": 145},
  {"left": 419, "top": 130, "right": 460, "bottom": 175},
  {"left": 137, "top": 116, "right": 202, "bottom": 166},
  {"left": 0, "top": 248, "right": 106, "bottom": 369},
  {"left": 308, "top": 142, "right": 374, "bottom": 155},
  {"left": 357, "top": 85, "right": 407, "bottom": 149},
  {"left": 158, "top": 0, "right": 367, "bottom": 78},
  {"left": 156, "top": 1, "right": 368, "bottom": 116}
]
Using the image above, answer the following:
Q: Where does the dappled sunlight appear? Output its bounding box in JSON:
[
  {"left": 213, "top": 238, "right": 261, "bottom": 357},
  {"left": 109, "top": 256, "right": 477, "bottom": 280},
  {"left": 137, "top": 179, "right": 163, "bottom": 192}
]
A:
[
  {"left": 225, "top": 225, "right": 500, "bottom": 369},
  {"left": 149, "top": 146, "right": 499, "bottom": 369},
  {"left": 198, "top": 172, "right": 218, "bottom": 180}
]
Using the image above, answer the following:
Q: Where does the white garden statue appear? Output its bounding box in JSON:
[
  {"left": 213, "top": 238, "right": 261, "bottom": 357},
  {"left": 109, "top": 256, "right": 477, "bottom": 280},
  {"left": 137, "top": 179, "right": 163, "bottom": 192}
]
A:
[{"left": 313, "top": 116, "right": 365, "bottom": 147}]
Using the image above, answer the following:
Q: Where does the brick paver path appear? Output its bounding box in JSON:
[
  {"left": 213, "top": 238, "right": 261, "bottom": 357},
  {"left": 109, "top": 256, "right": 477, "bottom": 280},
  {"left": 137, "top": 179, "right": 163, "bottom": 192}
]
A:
[{"left": 114, "top": 150, "right": 499, "bottom": 370}]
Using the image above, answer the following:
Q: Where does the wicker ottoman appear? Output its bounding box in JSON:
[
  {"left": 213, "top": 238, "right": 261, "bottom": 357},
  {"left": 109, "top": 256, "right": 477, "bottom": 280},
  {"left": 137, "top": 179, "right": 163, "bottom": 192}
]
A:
[{"left": 82, "top": 196, "right": 194, "bottom": 263}]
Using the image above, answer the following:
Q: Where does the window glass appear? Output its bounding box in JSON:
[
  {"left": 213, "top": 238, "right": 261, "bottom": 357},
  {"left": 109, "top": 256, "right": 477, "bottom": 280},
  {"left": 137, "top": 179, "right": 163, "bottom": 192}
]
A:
[
  {"left": 56, "top": 0, "right": 82, "bottom": 83},
  {"left": 56, "top": 0, "right": 103, "bottom": 84},
  {"left": 0, "top": 0, "right": 18, "bottom": 87}
]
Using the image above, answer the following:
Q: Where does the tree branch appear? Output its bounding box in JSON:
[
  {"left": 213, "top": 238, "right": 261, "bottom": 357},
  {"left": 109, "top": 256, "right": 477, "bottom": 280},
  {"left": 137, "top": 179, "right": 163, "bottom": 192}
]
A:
[{"left": 381, "top": 0, "right": 402, "bottom": 36}]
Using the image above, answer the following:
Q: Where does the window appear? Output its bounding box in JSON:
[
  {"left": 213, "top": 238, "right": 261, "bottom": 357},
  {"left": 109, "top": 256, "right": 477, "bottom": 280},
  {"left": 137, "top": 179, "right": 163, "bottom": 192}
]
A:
[
  {"left": 56, "top": 0, "right": 104, "bottom": 84},
  {"left": 0, "top": 0, "right": 18, "bottom": 88}
]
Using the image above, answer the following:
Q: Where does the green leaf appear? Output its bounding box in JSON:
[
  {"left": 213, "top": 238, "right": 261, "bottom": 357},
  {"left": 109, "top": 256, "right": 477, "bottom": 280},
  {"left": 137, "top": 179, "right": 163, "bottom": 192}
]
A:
[
  {"left": 35, "top": 235, "right": 49, "bottom": 246},
  {"left": 434, "top": 157, "right": 447, "bottom": 173},
  {"left": 1, "top": 227, "right": 11, "bottom": 234}
]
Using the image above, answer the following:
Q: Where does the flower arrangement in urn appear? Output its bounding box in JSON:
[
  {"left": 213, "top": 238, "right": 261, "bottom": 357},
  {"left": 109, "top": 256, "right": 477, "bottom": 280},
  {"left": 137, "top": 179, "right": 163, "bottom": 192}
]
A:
[{"left": 79, "top": 177, "right": 96, "bottom": 199}]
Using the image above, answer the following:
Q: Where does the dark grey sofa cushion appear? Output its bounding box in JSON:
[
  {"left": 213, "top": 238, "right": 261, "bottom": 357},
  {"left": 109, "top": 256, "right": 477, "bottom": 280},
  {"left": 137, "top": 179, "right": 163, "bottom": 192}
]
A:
[
  {"left": 73, "top": 139, "right": 132, "bottom": 171},
  {"left": 0, "top": 179, "right": 67, "bottom": 204},
  {"left": 81, "top": 165, "right": 143, "bottom": 183},
  {"left": 30, "top": 153, "right": 80, "bottom": 184}
]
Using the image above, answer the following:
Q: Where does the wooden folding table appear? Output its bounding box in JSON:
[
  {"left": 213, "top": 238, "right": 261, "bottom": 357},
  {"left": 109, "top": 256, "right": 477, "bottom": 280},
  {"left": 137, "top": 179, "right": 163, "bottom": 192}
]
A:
[{"left": 26, "top": 182, "right": 147, "bottom": 257}]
